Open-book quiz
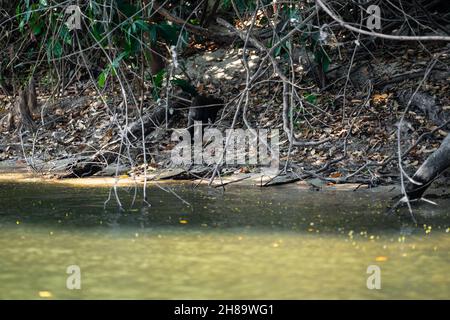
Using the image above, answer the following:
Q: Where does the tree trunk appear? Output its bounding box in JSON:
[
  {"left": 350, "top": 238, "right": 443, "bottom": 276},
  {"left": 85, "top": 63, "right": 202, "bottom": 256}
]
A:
[
  {"left": 27, "top": 78, "right": 38, "bottom": 115},
  {"left": 16, "top": 89, "right": 34, "bottom": 129},
  {"left": 406, "top": 135, "right": 450, "bottom": 200}
]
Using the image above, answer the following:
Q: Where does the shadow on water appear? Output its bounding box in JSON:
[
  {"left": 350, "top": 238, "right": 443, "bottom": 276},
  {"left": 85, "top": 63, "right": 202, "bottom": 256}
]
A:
[{"left": 0, "top": 181, "right": 448, "bottom": 234}]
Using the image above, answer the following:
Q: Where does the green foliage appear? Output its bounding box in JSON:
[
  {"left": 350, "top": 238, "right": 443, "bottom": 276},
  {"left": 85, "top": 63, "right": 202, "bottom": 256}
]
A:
[
  {"left": 271, "top": 39, "right": 291, "bottom": 58},
  {"left": 12, "top": 0, "right": 190, "bottom": 96},
  {"left": 98, "top": 51, "right": 129, "bottom": 88},
  {"left": 223, "top": 0, "right": 272, "bottom": 12},
  {"left": 16, "top": 0, "right": 47, "bottom": 33},
  {"left": 151, "top": 69, "right": 166, "bottom": 100},
  {"left": 304, "top": 93, "right": 318, "bottom": 105},
  {"left": 46, "top": 37, "right": 62, "bottom": 59},
  {"left": 267, "top": 4, "right": 331, "bottom": 74},
  {"left": 6, "top": 0, "right": 332, "bottom": 102}
]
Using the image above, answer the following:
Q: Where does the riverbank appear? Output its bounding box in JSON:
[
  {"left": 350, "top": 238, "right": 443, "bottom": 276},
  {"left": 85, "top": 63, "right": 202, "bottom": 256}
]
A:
[
  {"left": 0, "top": 158, "right": 388, "bottom": 190},
  {"left": 1, "top": 43, "right": 449, "bottom": 188}
]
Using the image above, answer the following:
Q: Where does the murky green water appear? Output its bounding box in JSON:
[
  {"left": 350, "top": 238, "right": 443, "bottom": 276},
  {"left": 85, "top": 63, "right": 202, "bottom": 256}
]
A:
[{"left": 0, "top": 181, "right": 448, "bottom": 299}]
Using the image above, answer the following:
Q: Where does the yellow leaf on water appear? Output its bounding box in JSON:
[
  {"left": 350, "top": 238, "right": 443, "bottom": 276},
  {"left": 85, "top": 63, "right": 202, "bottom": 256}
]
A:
[
  {"left": 38, "top": 291, "right": 53, "bottom": 298},
  {"left": 375, "top": 256, "right": 388, "bottom": 262}
]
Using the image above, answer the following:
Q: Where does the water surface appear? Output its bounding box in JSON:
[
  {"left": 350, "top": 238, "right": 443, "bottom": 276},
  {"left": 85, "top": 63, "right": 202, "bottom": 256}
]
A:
[{"left": 0, "top": 181, "right": 448, "bottom": 299}]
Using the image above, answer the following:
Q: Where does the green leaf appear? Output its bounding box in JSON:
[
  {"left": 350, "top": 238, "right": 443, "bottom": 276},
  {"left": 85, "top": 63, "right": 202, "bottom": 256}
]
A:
[
  {"left": 112, "top": 51, "right": 128, "bottom": 68},
  {"left": 116, "top": 0, "right": 139, "bottom": 17},
  {"left": 134, "top": 19, "right": 151, "bottom": 33},
  {"left": 91, "top": 23, "right": 103, "bottom": 43},
  {"left": 53, "top": 40, "right": 62, "bottom": 57},
  {"left": 19, "top": 19, "right": 25, "bottom": 32},
  {"left": 304, "top": 94, "right": 317, "bottom": 105},
  {"left": 125, "top": 37, "right": 141, "bottom": 55},
  {"left": 151, "top": 69, "right": 165, "bottom": 100},
  {"left": 97, "top": 70, "right": 108, "bottom": 88},
  {"left": 31, "top": 22, "right": 43, "bottom": 35},
  {"left": 46, "top": 37, "right": 63, "bottom": 60},
  {"left": 88, "top": 1, "right": 101, "bottom": 15},
  {"left": 15, "top": 4, "right": 22, "bottom": 18},
  {"left": 148, "top": 25, "right": 157, "bottom": 45},
  {"left": 59, "top": 25, "right": 72, "bottom": 45},
  {"left": 24, "top": 8, "right": 32, "bottom": 23},
  {"left": 156, "top": 22, "right": 180, "bottom": 45},
  {"left": 314, "top": 48, "right": 331, "bottom": 72},
  {"left": 189, "top": 18, "right": 200, "bottom": 25},
  {"left": 274, "top": 45, "right": 282, "bottom": 57},
  {"left": 109, "top": 51, "right": 129, "bottom": 76}
]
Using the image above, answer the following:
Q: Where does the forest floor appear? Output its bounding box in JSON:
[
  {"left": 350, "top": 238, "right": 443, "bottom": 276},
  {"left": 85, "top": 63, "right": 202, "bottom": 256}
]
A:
[{"left": 0, "top": 41, "right": 449, "bottom": 190}]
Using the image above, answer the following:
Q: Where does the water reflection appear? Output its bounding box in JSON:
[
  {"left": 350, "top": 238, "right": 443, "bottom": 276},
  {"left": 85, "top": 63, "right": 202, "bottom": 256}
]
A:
[{"left": 0, "top": 182, "right": 448, "bottom": 299}]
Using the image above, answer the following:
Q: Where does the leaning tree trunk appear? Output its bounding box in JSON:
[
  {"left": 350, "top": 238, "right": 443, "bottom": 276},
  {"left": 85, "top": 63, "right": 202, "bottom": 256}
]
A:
[{"left": 406, "top": 135, "right": 450, "bottom": 200}]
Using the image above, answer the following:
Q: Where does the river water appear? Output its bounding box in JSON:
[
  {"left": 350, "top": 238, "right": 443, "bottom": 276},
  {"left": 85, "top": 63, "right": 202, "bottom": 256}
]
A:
[{"left": 0, "top": 181, "right": 448, "bottom": 299}]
